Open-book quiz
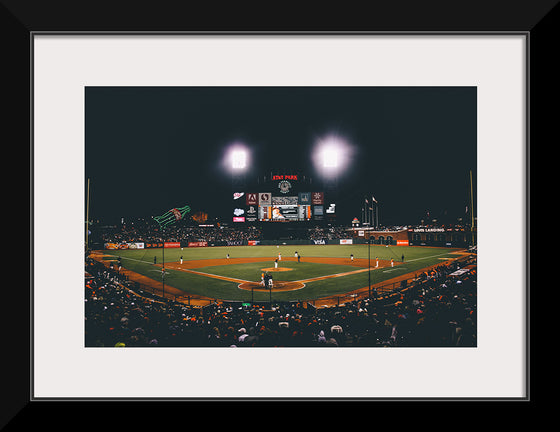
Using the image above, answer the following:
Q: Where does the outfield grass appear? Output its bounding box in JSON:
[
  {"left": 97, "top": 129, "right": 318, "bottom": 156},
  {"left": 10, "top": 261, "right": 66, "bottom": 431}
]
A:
[{"left": 101, "top": 244, "right": 463, "bottom": 302}]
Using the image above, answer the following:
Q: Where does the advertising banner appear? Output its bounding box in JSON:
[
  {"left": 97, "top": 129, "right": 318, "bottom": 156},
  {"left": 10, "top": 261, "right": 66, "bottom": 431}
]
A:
[
  {"left": 340, "top": 239, "right": 353, "bottom": 245},
  {"left": 246, "top": 193, "right": 258, "bottom": 206},
  {"left": 298, "top": 192, "right": 311, "bottom": 205},
  {"left": 313, "top": 205, "right": 324, "bottom": 220},
  {"left": 313, "top": 239, "right": 326, "bottom": 245},
  {"left": 312, "top": 192, "right": 324, "bottom": 205},
  {"left": 246, "top": 205, "right": 257, "bottom": 222},
  {"left": 233, "top": 216, "right": 245, "bottom": 222},
  {"left": 272, "top": 196, "right": 298, "bottom": 205},
  {"left": 397, "top": 240, "right": 410, "bottom": 246},
  {"left": 164, "top": 242, "right": 181, "bottom": 248},
  {"left": 248, "top": 240, "right": 260, "bottom": 246},
  {"left": 104, "top": 242, "right": 142, "bottom": 250},
  {"left": 188, "top": 241, "right": 208, "bottom": 247},
  {"left": 259, "top": 192, "right": 272, "bottom": 206},
  {"left": 145, "top": 242, "right": 164, "bottom": 248},
  {"left": 233, "top": 208, "right": 245, "bottom": 217}
]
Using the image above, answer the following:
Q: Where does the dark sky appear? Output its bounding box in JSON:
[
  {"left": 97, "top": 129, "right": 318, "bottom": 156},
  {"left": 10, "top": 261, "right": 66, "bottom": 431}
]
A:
[{"left": 85, "top": 86, "right": 476, "bottom": 226}]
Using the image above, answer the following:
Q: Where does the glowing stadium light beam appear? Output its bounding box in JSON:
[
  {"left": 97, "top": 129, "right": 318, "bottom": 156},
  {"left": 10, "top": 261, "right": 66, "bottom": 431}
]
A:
[
  {"left": 322, "top": 147, "right": 339, "bottom": 168},
  {"left": 312, "top": 132, "right": 354, "bottom": 178},
  {"left": 231, "top": 150, "right": 247, "bottom": 169},
  {"left": 223, "top": 142, "right": 251, "bottom": 173}
]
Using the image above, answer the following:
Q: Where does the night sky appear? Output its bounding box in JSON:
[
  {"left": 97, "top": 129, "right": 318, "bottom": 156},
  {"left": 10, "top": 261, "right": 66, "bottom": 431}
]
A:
[{"left": 85, "top": 87, "right": 476, "bottom": 226}]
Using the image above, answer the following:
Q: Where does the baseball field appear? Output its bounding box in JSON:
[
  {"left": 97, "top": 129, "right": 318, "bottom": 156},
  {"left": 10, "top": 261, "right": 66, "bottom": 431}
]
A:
[{"left": 94, "top": 244, "right": 467, "bottom": 304}]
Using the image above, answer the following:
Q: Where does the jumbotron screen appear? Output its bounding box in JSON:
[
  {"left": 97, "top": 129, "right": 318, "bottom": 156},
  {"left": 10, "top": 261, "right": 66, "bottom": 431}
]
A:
[{"left": 232, "top": 174, "right": 335, "bottom": 223}]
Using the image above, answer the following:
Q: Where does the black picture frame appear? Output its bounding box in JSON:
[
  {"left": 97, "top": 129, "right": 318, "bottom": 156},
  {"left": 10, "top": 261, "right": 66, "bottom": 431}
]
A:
[{"left": 4, "top": 0, "right": 551, "bottom": 425}]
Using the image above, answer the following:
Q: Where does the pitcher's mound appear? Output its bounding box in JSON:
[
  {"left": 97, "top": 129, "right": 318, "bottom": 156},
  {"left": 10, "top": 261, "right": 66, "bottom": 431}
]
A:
[
  {"left": 238, "top": 280, "right": 305, "bottom": 292},
  {"left": 260, "top": 267, "right": 293, "bottom": 272}
]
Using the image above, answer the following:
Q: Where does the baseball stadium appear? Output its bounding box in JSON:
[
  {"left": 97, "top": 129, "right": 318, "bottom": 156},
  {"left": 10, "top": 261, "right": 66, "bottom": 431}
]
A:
[{"left": 84, "top": 86, "right": 477, "bottom": 348}]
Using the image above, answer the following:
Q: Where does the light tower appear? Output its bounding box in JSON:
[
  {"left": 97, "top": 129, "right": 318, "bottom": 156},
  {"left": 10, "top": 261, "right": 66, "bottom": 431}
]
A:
[
  {"left": 226, "top": 144, "right": 249, "bottom": 224},
  {"left": 313, "top": 133, "right": 352, "bottom": 225}
]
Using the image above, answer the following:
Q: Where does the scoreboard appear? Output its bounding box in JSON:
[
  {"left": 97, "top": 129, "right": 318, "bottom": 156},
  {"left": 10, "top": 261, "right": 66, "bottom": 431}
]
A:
[{"left": 232, "top": 172, "right": 335, "bottom": 223}]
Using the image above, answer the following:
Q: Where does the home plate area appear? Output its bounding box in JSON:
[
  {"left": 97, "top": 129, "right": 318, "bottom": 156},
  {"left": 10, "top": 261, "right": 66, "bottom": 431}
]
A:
[{"left": 238, "top": 280, "right": 306, "bottom": 292}]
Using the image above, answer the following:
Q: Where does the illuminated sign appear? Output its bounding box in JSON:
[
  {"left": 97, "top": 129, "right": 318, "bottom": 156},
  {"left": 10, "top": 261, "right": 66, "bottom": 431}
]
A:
[
  {"left": 272, "top": 175, "right": 298, "bottom": 181},
  {"left": 246, "top": 193, "right": 258, "bottom": 205},
  {"left": 312, "top": 192, "right": 324, "bottom": 205},
  {"left": 298, "top": 192, "right": 311, "bottom": 204},
  {"left": 259, "top": 193, "right": 271, "bottom": 206}
]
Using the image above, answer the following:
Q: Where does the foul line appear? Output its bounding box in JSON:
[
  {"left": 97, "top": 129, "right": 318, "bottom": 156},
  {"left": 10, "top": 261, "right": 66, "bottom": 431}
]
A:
[
  {"left": 168, "top": 265, "right": 251, "bottom": 284},
  {"left": 296, "top": 267, "right": 370, "bottom": 284},
  {"left": 115, "top": 251, "right": 456, "bottom": 286}
]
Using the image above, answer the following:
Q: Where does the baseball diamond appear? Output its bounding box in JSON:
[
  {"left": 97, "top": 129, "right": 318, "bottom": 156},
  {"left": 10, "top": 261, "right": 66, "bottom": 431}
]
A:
[{"left": 92, "top": 244, "right": 470, "bottom": 305}]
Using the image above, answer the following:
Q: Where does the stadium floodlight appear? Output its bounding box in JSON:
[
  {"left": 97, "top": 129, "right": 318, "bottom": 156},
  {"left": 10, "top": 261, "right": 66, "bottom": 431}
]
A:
[
  {"left": 312, "top": 132, "right": 354, "bottom": 178},
  {"left": 322, "top": 147, "right": 339, "bottom": 168},
  {"left": 231, "top": 149, "right": 247, "bottom": 169},
  {"left": 223, "top": 142, "right": 251, "bottom": 174}
]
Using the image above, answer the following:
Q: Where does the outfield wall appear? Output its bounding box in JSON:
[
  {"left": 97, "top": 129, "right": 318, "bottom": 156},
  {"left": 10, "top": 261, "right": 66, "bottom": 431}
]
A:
[
  {"left": 103, "top": 233, "right": 473, "bottom": 249},
  {"left": 104, "top": 238, "right": 364, "bottom": 249}
]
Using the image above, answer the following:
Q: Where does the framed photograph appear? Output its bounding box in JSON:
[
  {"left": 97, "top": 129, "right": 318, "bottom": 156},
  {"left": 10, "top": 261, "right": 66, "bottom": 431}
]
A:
[{"left": 4, "top": 0, "right": 551, "bottom": 420}]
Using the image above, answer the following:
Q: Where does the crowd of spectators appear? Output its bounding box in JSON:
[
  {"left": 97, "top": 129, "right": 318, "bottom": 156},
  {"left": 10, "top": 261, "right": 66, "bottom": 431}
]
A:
[
  {"left": 100, "top": 221, "right": 263, "bottom": 245},
  {"left": 307, "top": 225, "right": 351, "bottom": 240},
  {"left": 96, "top": 217, "right": 473, "bottom": 246},
  {"left": 99, "top": 219, "right": 359, "bottom": 245},
  {"left": 85, "top": 256, "right": 476, "bottom": 348}
]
